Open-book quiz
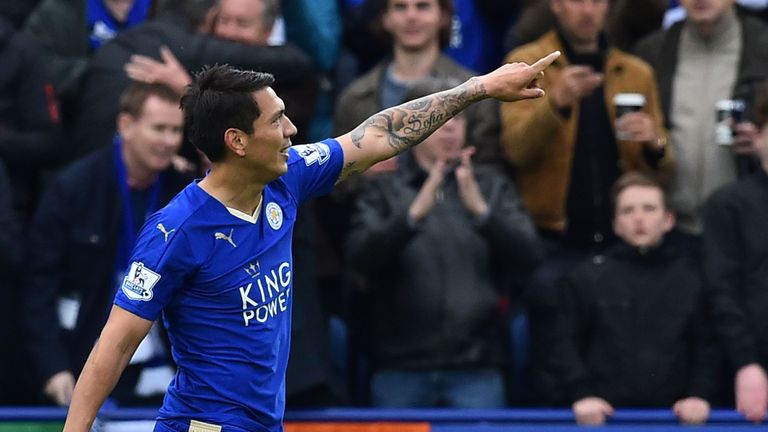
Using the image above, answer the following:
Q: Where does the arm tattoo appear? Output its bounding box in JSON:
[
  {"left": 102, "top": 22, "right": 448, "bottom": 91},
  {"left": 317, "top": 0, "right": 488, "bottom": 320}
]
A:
[
  {"left": 350, "top": 78, "right": 487, "bottom": 153},
  {"left": 339, "top": 161, "right": 362, "bottom": 181}
]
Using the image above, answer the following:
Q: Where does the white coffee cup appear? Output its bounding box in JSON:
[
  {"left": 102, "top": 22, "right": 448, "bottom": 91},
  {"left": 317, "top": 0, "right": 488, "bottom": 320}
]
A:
[{"left": 613, "top": 93, "right": 646, "bottom": 140}]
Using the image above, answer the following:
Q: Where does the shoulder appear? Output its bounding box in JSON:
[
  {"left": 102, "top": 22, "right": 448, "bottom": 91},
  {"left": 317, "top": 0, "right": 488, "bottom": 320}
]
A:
[
  {"left": 634, "top": 22, "right": 682, "bottom": 63},
  {"left": 706, "top": 177, "right": 755, "bottom": 210},
  {"left": 503, "top": 31, "right": 561, "bottom": 64},
  {"left": 565, "top": 255, "right": 614, "bottom": 293},
  {"left": 25, "top": 0, "right": 81, "bottom": 24},
  {"left": 288, "top": 141, "right": 337, "bottom": 167},
  {"left": 51, "top": 147, "right": 113, "bottom": 191},
  {"left": 634, "top": 28, "right": 667, "bottom": 54},
  {"left": 142, "top": 185, "right": 211, "bottom": 251},
  {"left": 337, "top": 63, "right": 385, "bottom": 101},
  {"left": 433, "top": 55, "right": 474, "bottom": 79},
  {"left": 740, "top": 13, "right": 768, "bottom": 37}
]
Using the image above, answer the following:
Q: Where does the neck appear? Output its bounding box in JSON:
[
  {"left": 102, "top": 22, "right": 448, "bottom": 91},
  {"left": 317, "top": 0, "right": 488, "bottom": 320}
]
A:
[
  {"left": 198, "top": 162, "right": 265, "bottom": 215},
  {"left": 121, "top": 146, "right": 158, "bottom": 190},
  {"left": 693, "top": 21, "right": 717, "bottom": 40},
  {"left": 391, "top": 43, "right": 440, "bottom": 81},
  {"left": 559, "top": 27, "right": 599, "bottom": 54},
  {"left": 572, "top": 40, "right": 598, "bottom": 54},
  {"left": 762, "top": 160, "right": 768, "bottom": 175},
  {"left": 691, "top": 8, "right": 735, "bottom": 41}
]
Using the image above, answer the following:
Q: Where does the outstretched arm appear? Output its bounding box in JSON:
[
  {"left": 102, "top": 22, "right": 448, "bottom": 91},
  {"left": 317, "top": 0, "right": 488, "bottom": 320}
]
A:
[
  {"left": 334, "top": 51, "right": 560, "bottom": 182},
  {"left": 63, "top": 306, "right": 153, "bottom": 432}
]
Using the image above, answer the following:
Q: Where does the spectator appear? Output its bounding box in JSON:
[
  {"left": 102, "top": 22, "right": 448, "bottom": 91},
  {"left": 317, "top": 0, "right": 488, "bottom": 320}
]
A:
[
  {"left": 71, "top": 0, "right": 316, "bottom": 159},
  {"left": 499, "top": 0, "right": 671, "bottom": 405},
  {"left": 507, "top": 0, "right": 668, "bottom": 53},
  {"left": 555, "top": 171, "right": 716, "bottom": 426},
  {"left": 346, "top": 78, "right": 542, "bottom": 408},
  {"left": 334, "top": 0, "right": 501, "bottom": 167},
  {"left": 702, "top": 79, "right": 768, "bottom": 423},
  {"left": 24, "top": 0, "right": 154, "bottom": 116},
  {"left": 328, "top": 0, "right": 503, "bottom": 325},
  {"left": 0, "top": 16, "right": 61, "bottom": 224},
  {"left": 21, "top": 82, "right": 192, "bottom": 406},
  {"left": 635, "top": 0, "right": 768, "bottom": 255}
]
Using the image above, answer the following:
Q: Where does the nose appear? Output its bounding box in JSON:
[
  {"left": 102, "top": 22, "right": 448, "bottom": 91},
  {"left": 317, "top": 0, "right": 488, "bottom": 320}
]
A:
[
  {"left": 283, "top": 115, "right": 297, "bottom": 138},
  {"left": 404, "top": 3, "right": 419, "bottom": 19}
]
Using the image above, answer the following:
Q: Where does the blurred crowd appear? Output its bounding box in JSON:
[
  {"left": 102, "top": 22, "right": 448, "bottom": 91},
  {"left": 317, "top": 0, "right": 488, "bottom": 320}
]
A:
[{"left": 1, "top": 0, "right": 768, "bottom": 426}]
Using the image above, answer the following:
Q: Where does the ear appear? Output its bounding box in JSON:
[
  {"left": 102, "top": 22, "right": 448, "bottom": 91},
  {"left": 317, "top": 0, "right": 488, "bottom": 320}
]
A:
[
  {"left": 381, "top": 9, "right": 393, "bottom": 33},
  {"left": 117, "top": 112, "right": 134, "bottom": 140},
  {"left": 662, "top": 210, "right": 675, "bottom": 233},
  {"left": 224, "top": 128, "right": 247, "bottom": 157},
  {"left": 199, "top": 6, "right": 219, "bottom": 33}
]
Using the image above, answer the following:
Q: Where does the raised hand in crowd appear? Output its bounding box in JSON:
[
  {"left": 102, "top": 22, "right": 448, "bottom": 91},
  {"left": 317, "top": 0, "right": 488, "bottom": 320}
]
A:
[
  {"left": 454, "top": 147, "right": 489, "bottom": 218},
  {"left": 407, "top": 158, "right": 447, "bottom": 223},
  {"left": 124, "top": 46, "right": 191, "bottom": 95},
  {"left": 735, "top": 363, "right": 768, "bottom": 423},
  {"left": 615, "top": 111, "right": 665, "bottom": 148},
  {"left": 549, "top": 65, "right": 604, "bottom": 109},
  {"left": 572, "top": 396, "right": 614, "bottom": 426},
  {"left": 673, "top": 396, "right": 710, "bottom": 425},
  {"left": 44, "top": 370, "right": 75, "bottom": 406},
  {"left": 732, "top": 121, "right": 763, "bottom": 157}
]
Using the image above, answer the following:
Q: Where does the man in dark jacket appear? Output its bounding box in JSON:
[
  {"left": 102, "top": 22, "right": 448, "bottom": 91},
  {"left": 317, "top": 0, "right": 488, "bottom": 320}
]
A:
[
  {"left": 22, "top": 82, "right": 193, "bottom": 406},
  {"left": 346, "top": 78, "right": 542, "bottom": 408},
  {"left": 0, "top": 16, "right": 61, "bottom": 223},
  {"left": 72, "top": 0, "right": 316, "bottom": 159},
  {"left": 554, "top": 172, "right": 716, "bottom": 426},
  {"left": 702, "top": 79, "right": 768, "bottom": 423}
]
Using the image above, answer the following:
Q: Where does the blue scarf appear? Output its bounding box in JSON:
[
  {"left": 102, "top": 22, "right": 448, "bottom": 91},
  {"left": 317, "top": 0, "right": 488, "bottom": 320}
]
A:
[{"left": 87, "top": 0, "right": 153, "bottom": 50}]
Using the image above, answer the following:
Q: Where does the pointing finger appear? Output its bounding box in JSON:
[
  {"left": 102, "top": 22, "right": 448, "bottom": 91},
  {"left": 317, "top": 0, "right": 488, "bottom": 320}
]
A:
[{"left": 531, "top": 51, "right": 561, "bottom": 73}]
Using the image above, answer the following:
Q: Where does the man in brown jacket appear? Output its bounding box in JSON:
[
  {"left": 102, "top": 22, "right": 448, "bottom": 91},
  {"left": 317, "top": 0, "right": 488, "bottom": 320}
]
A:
[{"left": 499, "top": 0, "right": 672, "bottom": 405}]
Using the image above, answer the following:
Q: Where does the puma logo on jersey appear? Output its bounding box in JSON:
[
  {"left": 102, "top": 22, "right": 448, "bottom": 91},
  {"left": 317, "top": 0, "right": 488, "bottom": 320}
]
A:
[
  {"left": 215, "top": 229, "right": 237, "bottom": 248},
  {"left": 157, "top": 223, "right": 175, "bottom": 242}
]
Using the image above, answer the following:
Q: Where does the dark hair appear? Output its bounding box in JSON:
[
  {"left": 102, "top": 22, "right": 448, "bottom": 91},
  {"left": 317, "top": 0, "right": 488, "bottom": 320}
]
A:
[
  {"left": 372, "top": 0, "right": 454, "bottom": 50},
  {"left": 400, "top": 76, "right": 462, "bottom": 103},
  {"left": 119, "top": 82, "right": 181, "bottom": 118},
  {"left": 753, "top": 79, "right": 768, "bottom": 129},
  {"left": 611, "top": 171, "right": 669, "bottom": 212},
  {"left": 181, "top": 65, "right": 274, "bottom": 162}
]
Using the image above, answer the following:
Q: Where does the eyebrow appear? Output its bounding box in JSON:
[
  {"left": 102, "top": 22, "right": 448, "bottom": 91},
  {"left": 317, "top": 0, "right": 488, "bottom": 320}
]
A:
[{"left": 270, "top": 108, "right": 285, "bottom": 122}]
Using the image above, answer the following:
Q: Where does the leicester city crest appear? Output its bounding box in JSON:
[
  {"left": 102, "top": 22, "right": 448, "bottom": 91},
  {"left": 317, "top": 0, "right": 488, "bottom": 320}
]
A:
[{"left": 266, "top": 202, "right": 283, "bottom": 230}]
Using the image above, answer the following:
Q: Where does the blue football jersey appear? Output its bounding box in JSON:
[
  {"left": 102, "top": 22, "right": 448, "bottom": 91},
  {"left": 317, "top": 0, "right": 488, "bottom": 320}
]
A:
[{"left": 114, "top": 139, "right": 343, "bottom": 432}]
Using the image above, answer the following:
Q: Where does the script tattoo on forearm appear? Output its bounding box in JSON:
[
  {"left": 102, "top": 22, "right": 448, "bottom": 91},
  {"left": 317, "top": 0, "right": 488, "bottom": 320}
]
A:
[{"left": 350, "top": 78, "right": 487, "bottom": 153}]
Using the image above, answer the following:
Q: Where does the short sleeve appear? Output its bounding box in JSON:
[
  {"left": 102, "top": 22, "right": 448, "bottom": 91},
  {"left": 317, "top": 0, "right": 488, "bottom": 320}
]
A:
[
  {"left": 114, "top": 214, "right": 196, "bottom": 321},
  {"left": 282, "top": 138, "right": 344, "bottom": 203}
]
